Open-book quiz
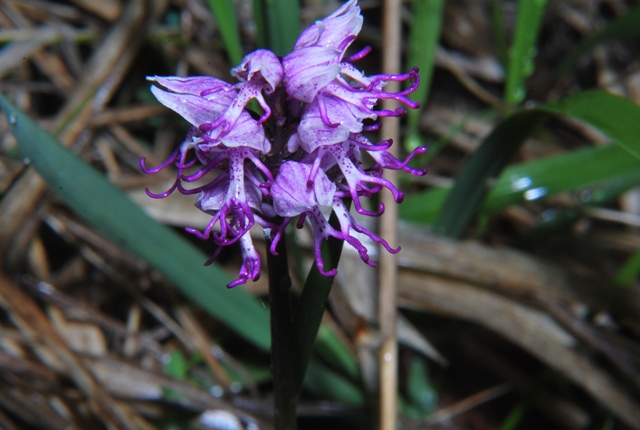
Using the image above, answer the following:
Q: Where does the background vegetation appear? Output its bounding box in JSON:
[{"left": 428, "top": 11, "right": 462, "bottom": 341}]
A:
[{"left": 1, "top": 0, "right": 640, "bottom": 428}]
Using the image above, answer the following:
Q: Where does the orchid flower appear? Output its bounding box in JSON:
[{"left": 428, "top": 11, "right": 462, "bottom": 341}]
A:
[{"left": 142, "top": 0, "right": 426, "bottom": 287}]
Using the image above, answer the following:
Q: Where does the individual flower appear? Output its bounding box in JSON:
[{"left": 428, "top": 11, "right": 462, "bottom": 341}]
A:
[
  {"left": 282, "top": 0, "right": 363, "bottom": 103},
  {"left": 271, "top": 161, "right": 399, "bottom": 275},
  {"left": 141, "top": 51, "right": 283, "bottom": 286}
]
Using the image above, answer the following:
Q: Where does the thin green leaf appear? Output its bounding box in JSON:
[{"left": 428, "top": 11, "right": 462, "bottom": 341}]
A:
[
  {"left": 293, "top": 210, "right": 345, "bottom": 393},
  {"left": 0, "top": 93, "right": 271, "bottom": 350},
  {"left": 499, "top": 403, "right": 527, "bottom": 430},
  {"left": 314, "top": 325, "right": 360, "bottom": 381},
  {"left": 405, "top": 0, "right": 445, "bottom": 150},
  {"left": 406, "top": 357, "right": 437, "bottom": 416},
  {"left": 252, "top": 0, "right": 267, "bottom": 48},
  {"left": 505, "top": 0, "right": 548, "bottom": 105},
  {"left": 557, "top": 5, "right": 640, "bottom": 77},
  {"left": 431, "top": 110, "right": 548, "bottom": 237},
  {"left": 491, "top": 0, "right": 508, "bottom": 67},
  {"left": 615, "top": 251, "right": 640, "bottom": 287},
  {"left": 304, "top": 360, "right": 365, "bottom": 405},
  {"left": 262, "top": 0, "right": 300, "bottom": 55},
  {"left": 207, "top": 0, "right": 244, "bottom": 65}
]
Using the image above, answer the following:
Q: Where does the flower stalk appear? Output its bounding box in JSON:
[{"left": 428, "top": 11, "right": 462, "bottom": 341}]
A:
[{"left": 265, "top": 229, "right": 297, "bottom": 429}]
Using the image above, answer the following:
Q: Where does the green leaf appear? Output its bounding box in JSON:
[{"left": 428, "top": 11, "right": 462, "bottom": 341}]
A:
[
  {"left": 207, "top": 0, "right": 244, "bottom": 65},
  {"left": 252, "top": 0, "right": 267, "bottom": 48},
  {"left": 304, "top": 360, "right": 365, "bottom": 405},
  {"left": 405, "top": 0, "right": 445, "bottom": 148},
  {"left": 164, "top": 350, "right": 189, "bottom": 380},
  {"left": 499, "top": 403, "right": 527, "bottom": 430},
  {"left": 431, "top": 110, "right": 548, "bottom": 237},
  {"left": 314, "top": 325, "right": 360, "bottom": 381},
  {"left": 406, "top": 357, "right": 437, "bottom": 416},
  {"left": 514, "top": 167, "right": 640, "bottom": 249},
  {"left": 491, "top": 0, "right": 508, "bottom": 67},
  {"left": 400, "top": 187, "right": 447, "bottom": 225},
  {"left": 0, "top": 93, "right": 271, "bottom": 350},
  {"left": 406, "top": 90, "right": 640, "bottom": 238},
  {"left": 505, "top": 0, "right": 548, "bottom": 105},
  {"left": 541, "top": 90, "right": 640, "bottom": 159},
  {"left": 293, "top": 210, "right": 345, "bottom": 393},
  {"left": 616, "top": 251, "right": 640, "bottom": 287},
  {"left": 486, "top": 144, "right": 640, "bottom": 212},
  {"left": 261, "top": 0, "right": 300, "bottom": 55}
]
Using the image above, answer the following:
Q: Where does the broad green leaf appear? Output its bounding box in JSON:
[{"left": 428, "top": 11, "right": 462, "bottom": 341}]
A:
[
  {"left": 405, "top": 0, "right": 445, "bottom": 150},
  {"left": 515, "top": 167, "right": 640, "bottom": 248},
  {"left": 486, "top": 144, "right": 640, "bottom": 212},
  {"left": 402, "top": 144, "right": 640, "bottom": 225},
  {"left": 505, "top": 0, "right": 548, "bottom": 105},
  {"left": 0, "top": 93, "right": 271, "bottom": 350},
  {"left": 400, "top": 186, "right": 447, "bottom": 224},
  {"left": 405, "top": 90, "right": 640, "bottom": 239},
  {"left": 207, "top": 0, "right": 244, "bottom": 65},
  {"left": 541, "top": 90, "right": 640, "bottom": 159}
]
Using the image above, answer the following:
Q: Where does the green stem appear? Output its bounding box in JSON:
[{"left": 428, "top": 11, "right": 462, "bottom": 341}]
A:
[{"left": 265, "top": 229, "right": 297, "bottom": 429}]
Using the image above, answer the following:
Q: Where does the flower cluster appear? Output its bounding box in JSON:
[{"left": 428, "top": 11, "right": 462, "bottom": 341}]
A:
[{"left": 141, "top": 0, "right": 426, "bottom": 287}]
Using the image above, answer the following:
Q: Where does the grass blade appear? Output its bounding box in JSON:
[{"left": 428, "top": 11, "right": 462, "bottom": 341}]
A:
[
  {"left": 405, "top": 0, "right": 445, "bottom": 150},
  {"left": 505, "top": 0, "right": 548, "bottom": 105},
  {"left": 431, "top": 110, "right": 548, "bottom": 237},
  {"left": 293, "top": 211, "right": 345, "bottom": 393},
  {"left": 262, "top": 0, "right": 300, "bottom": 55},
  {"left": 0, "top": 93, "right": 271, "bottom": 350},
  {"left": 252, "top": 0, "right": 267, "bottom": 48},
  {"left": 207, "top": 0, "right": 244, "bottom": 65}
]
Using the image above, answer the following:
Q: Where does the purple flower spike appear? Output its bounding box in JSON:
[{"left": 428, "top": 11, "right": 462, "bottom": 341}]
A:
[{"left": 142, "top": 0, "right": 427, "bottom": 288}]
